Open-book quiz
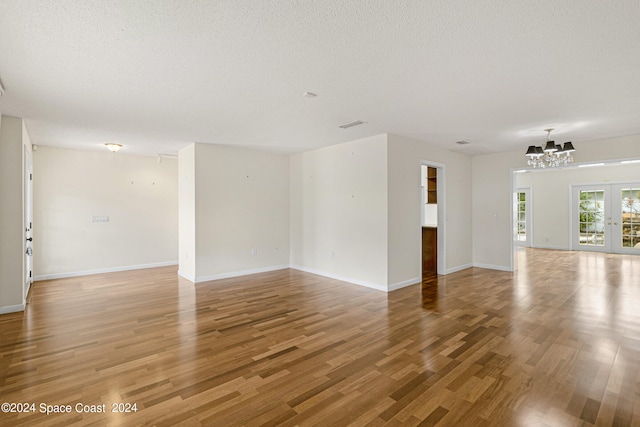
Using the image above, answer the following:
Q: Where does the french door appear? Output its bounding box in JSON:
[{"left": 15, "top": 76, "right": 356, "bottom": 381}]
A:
[
  {"left": 572, "top": 183, "right": 640, "bottom": 254},
  {"left": 514, "top": 188, "right": 531, "bottom": 246}
]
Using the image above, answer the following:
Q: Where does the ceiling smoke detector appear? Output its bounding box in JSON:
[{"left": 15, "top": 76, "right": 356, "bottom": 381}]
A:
[
  {"left": 302, "top": 91, "right": 317, "bottom": 98},
  {"left": 339, "top": 120, "right": 366, "bottom": 129}
]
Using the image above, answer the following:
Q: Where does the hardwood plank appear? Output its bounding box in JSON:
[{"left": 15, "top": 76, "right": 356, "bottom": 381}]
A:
[{"left": 0, "top": 249, "right": 639, "bottom": 425}]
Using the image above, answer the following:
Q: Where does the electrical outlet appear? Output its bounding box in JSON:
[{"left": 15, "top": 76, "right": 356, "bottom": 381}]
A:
[{"left": 251, "top": 248, "right": 257, "bottom": 255}]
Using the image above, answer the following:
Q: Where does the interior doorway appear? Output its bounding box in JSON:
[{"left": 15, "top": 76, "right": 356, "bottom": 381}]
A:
[{"left": 420, "top": 161, "right": 445, "bottom": 276}]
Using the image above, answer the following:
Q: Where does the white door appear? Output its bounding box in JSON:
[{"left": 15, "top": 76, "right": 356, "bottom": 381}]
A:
[
  {"left": 612, "top": 184, "right": 640, "bottom": 254},
  {"left": 572, "top": 183, "right": 640, "bottom": 255},
  {"left": 24, "top": 147, "right": 33, "bottom": 301}
]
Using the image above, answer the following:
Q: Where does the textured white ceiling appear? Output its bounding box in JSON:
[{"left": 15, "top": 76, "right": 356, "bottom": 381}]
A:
[{"left": 1, "top": 1, "right": 639, "bottom": 156}]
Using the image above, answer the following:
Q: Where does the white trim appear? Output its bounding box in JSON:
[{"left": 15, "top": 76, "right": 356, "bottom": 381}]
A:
[
  {"left": 568, "top": 183, "right": 574, "bottom": 252},
  {"left": 514, "top": 157, "right": 640, "bottom": 173},
  {"left": 187, "top": 265, "right": 290, "bottom": 284},
  {"left": 24, "top": 145, "right": 33, "bottom": 306},
  {"left": 473, "top": 262, "right": 513, "bottom": 272},
  {"left": 186, "top": 264, "right": 396, "bottom": 292},
  {"left": 33, "top": 261, "right": 178, "bottom": 281},
  {"left": 509, "top": 169, "right": 515, "bottom": 271},
  {"left": 177, "top": 270, "right": 196, "bottom": 282},
  {"left": 0, "top": 303, "right": 25, "bottom": 314},
  {"left": 290, "top": 265, "right": 388, "bottom": 292},
  {"left": 531, "top": 244, "right": 569, "bottom": 251},
  {"left": 388, "top": 277, "right": 421, "bottom": 291},
  {"left": 445, "top": 263, "right": 473, "bottom": 274}
]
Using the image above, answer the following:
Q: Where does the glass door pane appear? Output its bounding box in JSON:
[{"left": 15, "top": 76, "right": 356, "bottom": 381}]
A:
[
  {"left": 621, "top": 188, "right": 640, "bottom": 247},
  {"left": 573, "top": 183, "right": 640, "bottom": 254},
  {"left": 578, "top": 190, "right": 606, "bottom": 246},
  {"left": 514, "top": 188, "right": 531, "bottom": 247},
  {"left": 612, "top": 184, "right": 640, "bottom": 254},
  {"left": 517, "top": 192, "right": 526, "bottom": 242}
]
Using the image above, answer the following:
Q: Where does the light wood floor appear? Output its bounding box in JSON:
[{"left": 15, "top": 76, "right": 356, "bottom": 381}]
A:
[{"left": 1, "top": 249, "right": 639, "bottom": 426}]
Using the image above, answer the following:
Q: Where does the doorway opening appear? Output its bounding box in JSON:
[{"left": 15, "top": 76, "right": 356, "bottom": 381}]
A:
[
  {"left": 514, "top": 188, "right": 531, "bottom": 247},
  {"left": 510, "top": 161, "right": 640, "bottom": 272},
  {"left": 420, "top": 161, "right": 445, "bottom": 277}
]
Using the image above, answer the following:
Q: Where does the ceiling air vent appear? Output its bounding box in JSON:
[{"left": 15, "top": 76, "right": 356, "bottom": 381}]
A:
[{"left": 339, "top": 120, "right": 366, "bottom": 129}]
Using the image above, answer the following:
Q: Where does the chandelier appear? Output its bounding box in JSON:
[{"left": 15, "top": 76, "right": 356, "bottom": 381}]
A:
[{"left": 525, "top": 128, "right": 576, "bottom": 168}]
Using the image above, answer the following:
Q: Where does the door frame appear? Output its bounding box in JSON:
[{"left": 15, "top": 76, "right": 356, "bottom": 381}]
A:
[
  {"left": 420, "top": 160, "right": 446, "bottom": 275},
  {"left": 570, "top": 184, "right": 611, "bottom": 252},
  {"left": 23, "top": 146, "right": 33, "bottom": 304},
  {"left": 612, "top": 183, "right": 640, "bottom": 254}
]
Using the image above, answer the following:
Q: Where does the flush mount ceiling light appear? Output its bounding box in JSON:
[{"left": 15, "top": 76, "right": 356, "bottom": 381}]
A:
[
  {"left": 525, "top": 128, "right": 576, "bottom": 168},
  {"left": 339, "top": 120, "right": 366, "bottom": 129},
  {"left": 105, "top": 143, "right": 122, "bottom": 152}
]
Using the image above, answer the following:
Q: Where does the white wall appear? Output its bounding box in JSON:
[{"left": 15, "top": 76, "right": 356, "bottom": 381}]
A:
[
  {"left": 290, "top": 134, "right": 389, "bottom": 290},
  {"left": 471, "top": 150, "right": 521, "bottom": 270},
  {"left": 290, "top": 133, "right": 472, "bottom": 291},
  {"left": 0, "top": 116, "right": 28, "bottom": 313},
  {"left": 33, "top": 146, "right": 178, "bottom": 279},
  {"left": 387, "top": 134, "right": 473, "bottom": 283},
  {"left": 472, "top": 133, "right": 640, "bottom": 270},
  {"left": 178, "top": 144, "right": 196, "bottom": 279},
  {"left": 516, "top": 162, "right": 640, "bottom": 249},
  {"left": 178, "top": 143, "right": 290, "bottom": 282}
]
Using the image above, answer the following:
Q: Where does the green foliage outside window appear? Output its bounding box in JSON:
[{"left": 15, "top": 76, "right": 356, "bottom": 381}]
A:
[{"left": 579, "top": 191, "right": 603, "bottom": 233}]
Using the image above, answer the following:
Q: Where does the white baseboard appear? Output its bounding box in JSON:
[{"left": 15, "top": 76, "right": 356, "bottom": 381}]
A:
[
  {"left": 531, "top": 244, "right": 569, "bottom": 251},
  {"left": 388, "top": 277, "right": 421, "bottom": 291},
  {"left": 473, "top": 262, "right": 513, "bottom": 272},
  {"left": 290, "top": 265, "right": 388, "bottom": 292},
  {"left": 444, "top": 263, "right": 473, "bottom": 274},
  {"left": 0, "top": 303, "right": 25, "bottom": 315},
  {"left": 183, "top": 265, "right": 290, "bottom": 284},
  {"left": 177, "top": 270, "right": 196, "bottom": 282},
  {"left": 33, "top": 261, "right": 178, "bottom": 281}
]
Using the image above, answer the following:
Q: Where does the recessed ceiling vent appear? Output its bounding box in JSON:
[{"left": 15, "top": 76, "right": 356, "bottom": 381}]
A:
[{"left": 339, "top": 120, "right": 366, "bottom": 129}]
